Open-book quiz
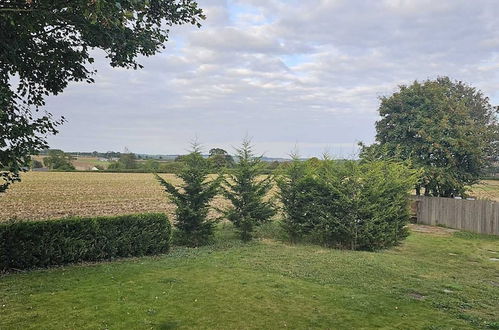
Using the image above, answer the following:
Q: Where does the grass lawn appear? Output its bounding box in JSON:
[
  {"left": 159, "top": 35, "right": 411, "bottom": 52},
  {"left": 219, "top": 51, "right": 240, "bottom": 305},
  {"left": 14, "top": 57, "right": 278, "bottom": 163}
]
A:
[{"left": 0, "top": 225, "right": 498, "bottom": 329}]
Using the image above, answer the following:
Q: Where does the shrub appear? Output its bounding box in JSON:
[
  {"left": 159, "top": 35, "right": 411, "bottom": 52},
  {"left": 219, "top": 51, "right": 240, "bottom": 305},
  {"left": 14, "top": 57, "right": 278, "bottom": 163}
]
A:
[
  {"left": 31, "top": 159, "right": 43, "bottom": 169},
  {"left": 277, "top": 156, "right": 323, "bottom": 242},
  {"left": 254, "top": 220, "right": 287, "bottom": 241},
  {"left": 158, "top": 161, "right": 185, "bottom": 174},
  {"left": 278, "top": 159, "right": 417, "bottom": 251},
  {"left": 0, "top": 213, "right": 171, "bottom": 271},
  {"left": 222, "top": 139, "right": 276, "bottom": 241},
  {"left": 155, "top": 146, "right": 221, "bottom": 247},
  {"left": 107, "top": 161, "right": 124, "bottom": 170}
]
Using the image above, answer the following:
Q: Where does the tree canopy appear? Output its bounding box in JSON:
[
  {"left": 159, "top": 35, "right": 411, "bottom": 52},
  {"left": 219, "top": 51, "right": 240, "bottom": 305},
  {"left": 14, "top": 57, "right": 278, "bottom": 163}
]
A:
[
  {"left": 42, "top": 149, "right": 75, "bottom": 171},
  {"left": 108, "top": 151, "right": 137, "bottom": 170},
  {"left": 0, "top": 0, "right": 205, "bottom": 191},
  {"left": 208, "top": 148, "right": 234, "bottom": 169},
  {"left": 360, "top": 77, "right": 499, "bottom": 197}
]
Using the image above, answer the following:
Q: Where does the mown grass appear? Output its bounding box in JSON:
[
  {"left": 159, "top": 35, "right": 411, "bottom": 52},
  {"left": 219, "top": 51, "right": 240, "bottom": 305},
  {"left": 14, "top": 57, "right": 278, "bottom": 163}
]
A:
[{"left": 1, "top": 224, "right": 498, "bottom": 329}]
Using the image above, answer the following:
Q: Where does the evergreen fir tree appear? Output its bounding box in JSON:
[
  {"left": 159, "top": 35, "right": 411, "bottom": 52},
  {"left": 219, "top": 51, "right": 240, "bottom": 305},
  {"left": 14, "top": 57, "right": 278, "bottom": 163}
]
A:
[
  {"left": 155, "top": 145, "right": 220, "bottom": 247},
  {"left": 223, "top": 139, "right": 276, "bottom": 241}
]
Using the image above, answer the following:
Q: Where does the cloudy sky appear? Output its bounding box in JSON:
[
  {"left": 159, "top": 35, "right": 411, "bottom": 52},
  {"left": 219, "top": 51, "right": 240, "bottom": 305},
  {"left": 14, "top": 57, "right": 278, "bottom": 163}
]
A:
[{"left": 45, "top": 0, "right": 499, "bottom": 158}]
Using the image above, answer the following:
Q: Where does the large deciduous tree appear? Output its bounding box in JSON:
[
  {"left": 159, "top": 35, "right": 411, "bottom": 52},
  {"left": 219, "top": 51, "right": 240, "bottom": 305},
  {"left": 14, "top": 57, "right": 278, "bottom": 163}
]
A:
[
  {"left": 0, "top": 0, "right": 205, "bottom": 192},
  {"left": 360, "top": 77, "right": 499, "bottom": 197},
  {"left": 42, "top": 149, "right": 75, "bottom": 171},
  {"left": 208, "top": 148, "right": 234, "bottom": 169}
]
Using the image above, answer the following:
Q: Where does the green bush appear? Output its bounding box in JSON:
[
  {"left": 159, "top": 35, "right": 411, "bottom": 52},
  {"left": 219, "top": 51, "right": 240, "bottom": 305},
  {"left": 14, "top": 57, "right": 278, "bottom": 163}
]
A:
[
  {"left": 254, "top": 220, "right": 287, "bottom": 241},
  {"left": 158, "top": 161, "right": 185, "bottom": 174},
  {"left": 30, "top": 159, "right": 43, "bottom": 169},
  {"left": 0, "top": 213, "right": 171, "bottom": 271},
  {"left": 278, "top": 159, "right": 417, "bottom": 251},
  {"left": 276, "top": 157, "right": 323, "bottom": 242}
]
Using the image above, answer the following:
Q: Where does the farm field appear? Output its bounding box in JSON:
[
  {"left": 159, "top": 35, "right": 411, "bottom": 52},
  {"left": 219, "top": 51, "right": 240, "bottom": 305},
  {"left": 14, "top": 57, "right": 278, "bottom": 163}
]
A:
[
  {"left": 470, "top": 180, "right": 499, "bottom": 202},
  {"left": 0, "top": 172, "right": 229, "bottom": 222},
  {"left": 0, "top": 172, "right": 225, "bottom": 221},
  {"left": 0, "top": 225, "right": 498, "bottom": 329},
  {"left": 1, "top": 173, "right": 498, "bottom": 222},
  {"left": 0, "top": 172, "right": 175, "bottom": 221}
]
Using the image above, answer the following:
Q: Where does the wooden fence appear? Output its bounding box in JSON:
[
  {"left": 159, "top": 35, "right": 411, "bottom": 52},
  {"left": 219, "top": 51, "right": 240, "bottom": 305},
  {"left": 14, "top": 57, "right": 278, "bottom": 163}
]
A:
[{"left": 411, "top": 196, "right": 499, "bottom": 235}]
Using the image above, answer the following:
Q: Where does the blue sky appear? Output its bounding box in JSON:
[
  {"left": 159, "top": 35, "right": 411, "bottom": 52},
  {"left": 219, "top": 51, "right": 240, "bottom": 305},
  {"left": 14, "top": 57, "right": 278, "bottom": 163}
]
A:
[{"left": 44, "top": 0, "right": 499, "bottom": 158}]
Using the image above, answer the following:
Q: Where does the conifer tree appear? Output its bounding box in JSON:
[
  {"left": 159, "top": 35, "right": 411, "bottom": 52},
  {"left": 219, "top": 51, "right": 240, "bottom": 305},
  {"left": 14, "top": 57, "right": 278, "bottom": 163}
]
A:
[
  {"left": 277, "top": 154, "right": 319, "bottom": 242},
  {"left": 155, "top": 145, "right": 220, "bottom": 247},
  {"left": 223, "top": 139, "right": 276, "bottom": 241}
]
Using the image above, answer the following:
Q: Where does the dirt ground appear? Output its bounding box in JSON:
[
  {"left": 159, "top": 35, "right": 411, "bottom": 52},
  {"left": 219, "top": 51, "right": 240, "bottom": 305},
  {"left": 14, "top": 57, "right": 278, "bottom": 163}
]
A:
[{"left": 408, "top": 224, "right": 458, "bottom": 236}]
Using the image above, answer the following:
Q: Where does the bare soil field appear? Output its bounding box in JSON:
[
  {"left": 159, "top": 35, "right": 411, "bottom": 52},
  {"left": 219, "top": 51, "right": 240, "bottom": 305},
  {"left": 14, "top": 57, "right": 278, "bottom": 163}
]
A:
[
  {"left": 0, "top": 172, "right": 227, "bottom": 221},
  {"left": 1, "top": 173, "right": 497, "bottom": 222}
]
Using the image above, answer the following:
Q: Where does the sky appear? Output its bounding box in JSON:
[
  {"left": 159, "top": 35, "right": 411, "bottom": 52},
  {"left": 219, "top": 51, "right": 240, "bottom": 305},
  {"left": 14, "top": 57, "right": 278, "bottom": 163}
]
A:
[{"left": 44, "top": 0, "right": 499, "bottom": 158}]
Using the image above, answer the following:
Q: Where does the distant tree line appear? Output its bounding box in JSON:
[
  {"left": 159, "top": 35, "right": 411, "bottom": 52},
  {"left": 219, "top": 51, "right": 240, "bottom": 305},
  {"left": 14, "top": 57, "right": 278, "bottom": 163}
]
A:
[
  {"left": 38, "top": 150, "right": 121, "bottom": 160},
  {"left": 32, "top": 147, "right": 285, "bottom": 173},
  {"left": 106, "top": 148, "right": 282, "bottom": 174}
]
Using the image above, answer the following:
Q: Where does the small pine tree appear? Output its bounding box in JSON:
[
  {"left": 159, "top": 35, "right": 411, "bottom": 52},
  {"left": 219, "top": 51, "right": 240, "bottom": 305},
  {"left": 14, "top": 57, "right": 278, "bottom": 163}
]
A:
[
  {"left": 223, "top": 139, "right": 276, "bottom": 241},
  {"left": 155, "top": 145, "right": 220, "bottom": 247}
]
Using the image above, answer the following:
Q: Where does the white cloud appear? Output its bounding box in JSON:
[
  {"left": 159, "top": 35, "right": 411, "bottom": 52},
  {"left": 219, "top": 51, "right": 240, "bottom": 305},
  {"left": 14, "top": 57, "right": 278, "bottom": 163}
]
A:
[{"left": 45, "top": 0, "right": 499, "bottom": 157}]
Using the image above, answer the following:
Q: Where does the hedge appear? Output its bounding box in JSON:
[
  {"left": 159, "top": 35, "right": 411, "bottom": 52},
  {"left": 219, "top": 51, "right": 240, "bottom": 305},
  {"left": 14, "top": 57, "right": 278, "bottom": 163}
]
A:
[
  {"left": 0, "top": 213, "right": 171, "bottom": 271},
  {"left": 278, "top": 159, "right": 418, "bottom": 251}
]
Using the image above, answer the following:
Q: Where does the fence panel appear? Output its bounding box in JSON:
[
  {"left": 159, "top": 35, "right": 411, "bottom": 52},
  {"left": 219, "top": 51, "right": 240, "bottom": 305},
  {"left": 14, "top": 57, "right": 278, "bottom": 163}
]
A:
[{"left": 410, "top": 196, "right": 499, "bottom": 235}]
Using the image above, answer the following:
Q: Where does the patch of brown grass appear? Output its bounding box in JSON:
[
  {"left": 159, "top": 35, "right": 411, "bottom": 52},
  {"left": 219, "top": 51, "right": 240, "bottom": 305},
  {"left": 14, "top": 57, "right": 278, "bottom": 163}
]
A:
[{"left": 408, "top": 224, "right": 457, "bottom": 236}]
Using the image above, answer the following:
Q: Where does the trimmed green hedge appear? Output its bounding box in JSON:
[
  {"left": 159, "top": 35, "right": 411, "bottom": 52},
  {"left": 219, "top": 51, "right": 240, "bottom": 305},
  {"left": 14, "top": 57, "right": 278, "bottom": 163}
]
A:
[{"left": 0, "top": 213, "right": 171, "bottom": 271}]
